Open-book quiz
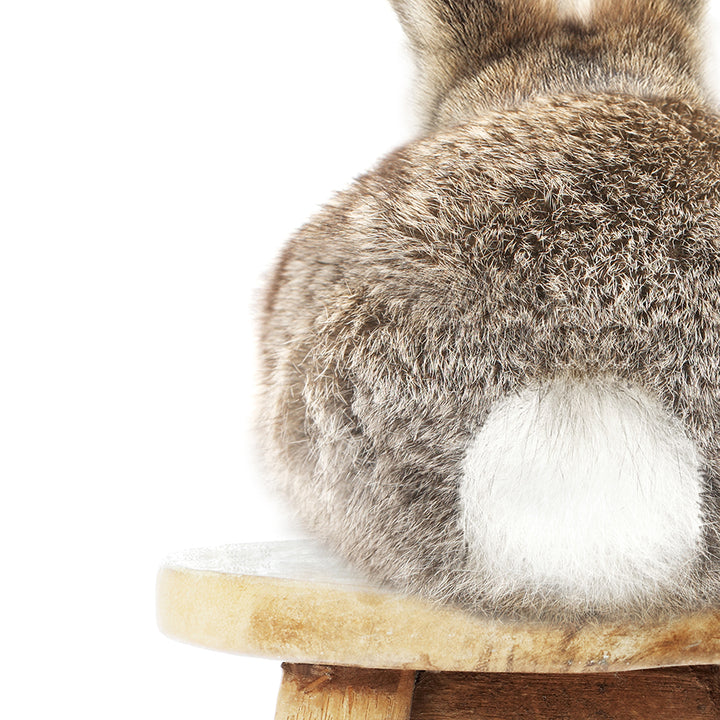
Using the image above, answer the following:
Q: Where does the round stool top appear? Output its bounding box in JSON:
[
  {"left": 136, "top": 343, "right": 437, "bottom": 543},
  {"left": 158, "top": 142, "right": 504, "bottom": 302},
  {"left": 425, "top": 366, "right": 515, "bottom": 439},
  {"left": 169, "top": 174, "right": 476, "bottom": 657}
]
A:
[{"left": 156, "top": 541, "right": 720, "bottom": 673}]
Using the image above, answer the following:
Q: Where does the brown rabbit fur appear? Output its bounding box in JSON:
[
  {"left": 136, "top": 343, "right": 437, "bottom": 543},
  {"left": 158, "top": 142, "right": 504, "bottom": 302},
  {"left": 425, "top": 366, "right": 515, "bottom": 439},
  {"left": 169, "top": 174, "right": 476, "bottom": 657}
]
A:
[{"left": 258, "top": 0, "right": 720, "bottom": 621}]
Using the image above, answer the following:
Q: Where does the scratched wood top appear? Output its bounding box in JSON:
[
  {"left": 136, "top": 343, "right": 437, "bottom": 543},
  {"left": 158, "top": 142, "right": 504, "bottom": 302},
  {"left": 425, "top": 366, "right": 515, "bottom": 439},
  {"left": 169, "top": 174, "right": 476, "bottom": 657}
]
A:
[{"left": 156, "top": 541, "right": 720, "bottom": 673}]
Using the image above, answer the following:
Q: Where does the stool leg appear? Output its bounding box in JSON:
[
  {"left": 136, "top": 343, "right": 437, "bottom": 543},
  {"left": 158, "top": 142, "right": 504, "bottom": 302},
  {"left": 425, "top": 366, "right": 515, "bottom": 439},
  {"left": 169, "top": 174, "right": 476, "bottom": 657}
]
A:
[
  {"left": 409, "top": 665, "right": 720, "bottom": 720},
  {"left": 274, "top": 663, "right": 416, "bottom": 720}
]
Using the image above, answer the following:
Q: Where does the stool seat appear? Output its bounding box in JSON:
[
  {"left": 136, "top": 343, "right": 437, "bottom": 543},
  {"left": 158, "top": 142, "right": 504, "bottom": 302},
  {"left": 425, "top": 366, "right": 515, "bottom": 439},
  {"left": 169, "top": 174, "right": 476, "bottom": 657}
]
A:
[{"left": 156, "top": 541, "right": 720, "bottom": 674}]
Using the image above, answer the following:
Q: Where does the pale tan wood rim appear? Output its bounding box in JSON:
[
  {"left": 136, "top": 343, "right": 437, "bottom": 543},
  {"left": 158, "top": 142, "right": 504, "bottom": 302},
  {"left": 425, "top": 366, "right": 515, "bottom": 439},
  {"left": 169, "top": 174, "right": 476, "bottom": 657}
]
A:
[{"left": 156, "top": 542, "right": 720, "bottom": 674}]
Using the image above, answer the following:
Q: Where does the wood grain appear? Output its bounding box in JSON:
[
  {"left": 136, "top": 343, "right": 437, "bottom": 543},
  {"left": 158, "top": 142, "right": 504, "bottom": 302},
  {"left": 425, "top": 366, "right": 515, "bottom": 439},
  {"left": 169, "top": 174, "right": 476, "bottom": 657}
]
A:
[
  {"left": 157, "top": 543, "right": 720, "bottom": 673},
  {"left": 274, "top": 664, "right": 416, "bottom": 720},
  {"left": 409, "top": 665, "right": 720, "bottom": 720}
]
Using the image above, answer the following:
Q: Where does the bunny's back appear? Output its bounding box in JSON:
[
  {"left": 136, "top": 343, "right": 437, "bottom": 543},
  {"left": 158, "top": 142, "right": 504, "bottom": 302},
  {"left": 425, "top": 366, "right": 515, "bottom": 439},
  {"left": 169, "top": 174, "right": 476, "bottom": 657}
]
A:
[{"left": 259, "top": 0, "right": 720, "bottom": 621}]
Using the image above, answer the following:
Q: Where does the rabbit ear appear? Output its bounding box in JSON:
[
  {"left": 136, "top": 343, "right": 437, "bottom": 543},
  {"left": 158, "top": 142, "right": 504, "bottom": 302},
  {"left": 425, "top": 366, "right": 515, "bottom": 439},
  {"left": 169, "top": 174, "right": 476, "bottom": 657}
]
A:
[
  {"left": 388, "top": 1, "right": 539, "bottom": 70},
  {"left": 391, "top": 0, "right": 704, "bottom": 130},
  {"left": 389, "top": 0, "right": 557, "bottom": 123}
]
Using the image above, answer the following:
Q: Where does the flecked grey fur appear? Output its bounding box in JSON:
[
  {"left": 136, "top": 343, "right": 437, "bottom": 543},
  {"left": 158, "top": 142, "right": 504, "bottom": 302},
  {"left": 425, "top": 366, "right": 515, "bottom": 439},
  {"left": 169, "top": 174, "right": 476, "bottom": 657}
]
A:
[{"left": 257, "top": 0, "right": 720, "bottom": 621}]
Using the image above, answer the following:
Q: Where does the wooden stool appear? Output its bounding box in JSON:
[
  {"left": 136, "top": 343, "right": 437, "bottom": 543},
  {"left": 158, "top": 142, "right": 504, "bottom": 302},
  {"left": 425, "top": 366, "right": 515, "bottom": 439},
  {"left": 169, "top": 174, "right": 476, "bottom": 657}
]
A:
[{"left": 156, "top": 542, "right": 720, "bottom": 719}]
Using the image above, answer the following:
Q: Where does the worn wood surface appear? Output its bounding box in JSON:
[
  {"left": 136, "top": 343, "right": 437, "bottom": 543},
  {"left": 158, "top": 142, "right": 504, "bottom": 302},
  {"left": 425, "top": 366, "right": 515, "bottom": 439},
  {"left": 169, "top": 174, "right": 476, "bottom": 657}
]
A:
[
  {"left": 410, "top": 666, "right": 720, "bottom": 720},
  {"left": 157, "top": 542, "right": 720, "bottom": 673},
  {"left": 274, "top": 664, "right": 416, "bottom": 720}
]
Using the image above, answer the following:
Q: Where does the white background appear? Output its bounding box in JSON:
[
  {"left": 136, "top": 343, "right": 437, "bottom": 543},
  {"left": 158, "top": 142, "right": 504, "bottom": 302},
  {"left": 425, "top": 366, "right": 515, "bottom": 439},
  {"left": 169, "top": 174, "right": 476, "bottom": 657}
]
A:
[{"left": 3, "top": 1, "right": 720, "bottom": 717}]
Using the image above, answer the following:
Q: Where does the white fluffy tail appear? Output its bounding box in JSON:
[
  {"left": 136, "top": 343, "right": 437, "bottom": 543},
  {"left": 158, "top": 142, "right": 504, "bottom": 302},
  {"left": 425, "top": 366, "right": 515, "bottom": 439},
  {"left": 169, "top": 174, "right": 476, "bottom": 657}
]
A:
[{"left": 460, "top": 377, "right": 703, "bottom": 607}]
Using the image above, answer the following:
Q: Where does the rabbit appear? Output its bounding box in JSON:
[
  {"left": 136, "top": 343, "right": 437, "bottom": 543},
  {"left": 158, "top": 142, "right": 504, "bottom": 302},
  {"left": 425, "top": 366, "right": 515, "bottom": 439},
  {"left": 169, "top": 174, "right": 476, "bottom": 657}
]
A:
[{"left": 257, "top": 0, "right": 720, "bottom": 622}]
